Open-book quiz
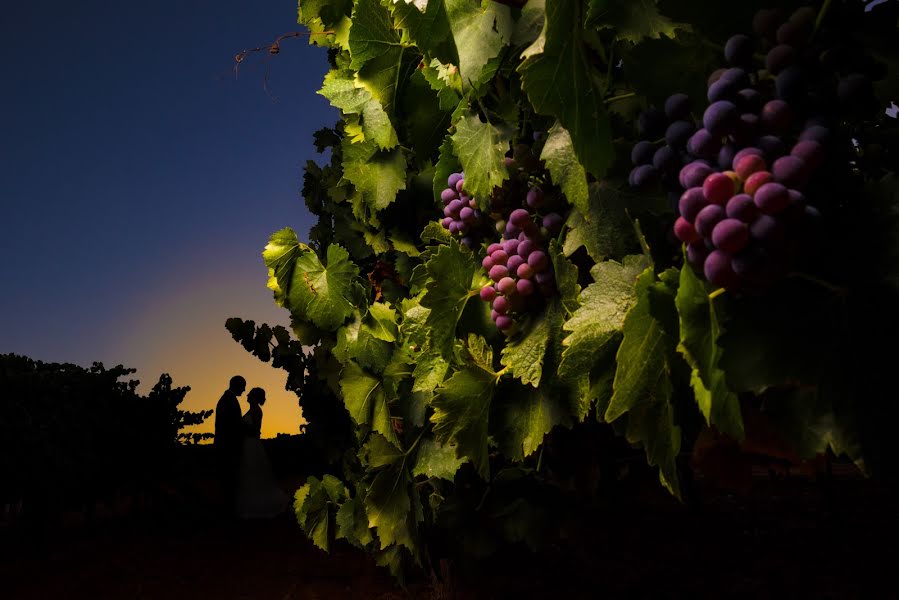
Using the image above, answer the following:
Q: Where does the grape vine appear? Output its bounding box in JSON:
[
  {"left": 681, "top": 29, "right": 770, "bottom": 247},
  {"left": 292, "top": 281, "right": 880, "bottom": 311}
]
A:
[{"left": 228, "top": 0, "right": 899, "bottom": 583}]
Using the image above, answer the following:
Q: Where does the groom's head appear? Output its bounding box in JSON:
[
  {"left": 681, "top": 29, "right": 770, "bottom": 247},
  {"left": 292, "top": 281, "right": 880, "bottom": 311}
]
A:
[{"left": 229, "top": 375, "right": 247, "bottom": 396}]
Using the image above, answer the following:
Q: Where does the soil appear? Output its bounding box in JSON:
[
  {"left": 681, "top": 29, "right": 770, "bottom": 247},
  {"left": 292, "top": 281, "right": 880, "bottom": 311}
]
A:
[{"left": 2, "top": 469, "right": 897, "bottom": 599}]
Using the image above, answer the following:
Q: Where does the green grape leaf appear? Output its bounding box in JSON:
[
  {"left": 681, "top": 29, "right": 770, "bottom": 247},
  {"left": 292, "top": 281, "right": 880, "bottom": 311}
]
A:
[
  {"left": 558, "top": 255, "right": 648, "bottom": 381},
  {"left": 563, "top": 182, "right": 639, "bottom": 262},
  {"left": 389, "top": 0, "right": 457, "bottom": 63},
  {"left": 366, "top": 302, "right": 399, "bottom": 342},
  {"left": 339, "top": 361, "right": 398, "bottom": 445},
  {"left": 365, "top": 462, "right": 415, "bottom": 550},
  {"left": 550, "top": 240, "right": 580, "bottom": 315},
  {"left": 540, "top": 121, "right": 588, "bottom": 216},
  {"left": 336, "top": 493, "right": 374, "bottom": 548},
  {"left": 294, "top": 475, "right": 349, "bottom": 551},
  {"left": 421, "top": 241, "right": 484, "bottom": 358},
  {"left": 451, "top": 110, "right": 511, "bottom": 205},
  {"left": 500, "top": 300, "right": 559, "bottom": 388},
  {"left": 444, "top": 0, "right": 513, "bottom": 89},
  {"left": 675, "top": 262, "right": 744, "bottom": 441},
  {"left": 264, "top": 234, "right": 359, "bottom": 332},
  {"left": 318, "top": 69, "right": 398, "bottom": 149},
  {"left": 362, "top": 432, "right": 404, "bottom": 468},
  {"left": 604, "top": 266, "right": 681, "bottom": 498},
  {"left": 412, "top": 437, "right": 466, "bottom": 480},
  {"left": 400, "top": 70, "right": 452, "bottom": 165},
  {"left": 518, "top": 0, "right": 612, "bottom": 178},
  {"left": 431, "top": 361, "right": 498, "bottom": 480},
  {"left": 349, "top": 0, "right": 403, "bottom": 70},
  {"left": 342, "top": 139, "right": 407, "bottom": 216},
  {"left": 511, "top": 0, "right": 545, "bottom": 49},
  {"left": 587, "top": 0, "right": 689, "bottom": 42},
  {"left": 421, "top": 59, "right": 463, "bottom": 112}
]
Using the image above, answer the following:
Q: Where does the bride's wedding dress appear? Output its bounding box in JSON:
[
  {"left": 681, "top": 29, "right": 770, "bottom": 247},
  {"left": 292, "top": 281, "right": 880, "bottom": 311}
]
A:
[{"left": 236, "top": 406, "right": 288, "bottom": 519}]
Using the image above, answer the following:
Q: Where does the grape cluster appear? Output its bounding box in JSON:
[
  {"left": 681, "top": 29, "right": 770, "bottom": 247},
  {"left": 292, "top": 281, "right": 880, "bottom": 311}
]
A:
[
  {"left": 628, "top": 4, "right": 882, "bottom": 290},
  {"left": 439, "top": 171, "right": 489, "bottom": 250},
  {"left": 478, "top": 157, "right": 564, "bottom": 332}
]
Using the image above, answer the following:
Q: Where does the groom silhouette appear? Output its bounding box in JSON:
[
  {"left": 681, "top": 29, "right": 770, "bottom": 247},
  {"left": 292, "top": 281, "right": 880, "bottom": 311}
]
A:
[{"left": 214, "top": 375, "right": 247, "bottom": 518}]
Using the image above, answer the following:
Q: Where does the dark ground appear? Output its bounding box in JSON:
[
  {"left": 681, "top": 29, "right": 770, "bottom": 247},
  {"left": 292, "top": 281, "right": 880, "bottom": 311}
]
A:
[{"left": 2, "top": 465, "right": 897, "bottom": 600}]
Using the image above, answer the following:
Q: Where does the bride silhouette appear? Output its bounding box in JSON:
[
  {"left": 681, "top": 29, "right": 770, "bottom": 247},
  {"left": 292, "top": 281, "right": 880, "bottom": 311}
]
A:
[{"left": 235, "top": 387, "right": 288, "bottom": 519}]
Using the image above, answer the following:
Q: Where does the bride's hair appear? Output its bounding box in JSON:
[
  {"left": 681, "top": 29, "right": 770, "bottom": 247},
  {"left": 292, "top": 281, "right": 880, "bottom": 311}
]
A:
[{"left": 247, "top": 387, "right": 266, "bottom": 406}]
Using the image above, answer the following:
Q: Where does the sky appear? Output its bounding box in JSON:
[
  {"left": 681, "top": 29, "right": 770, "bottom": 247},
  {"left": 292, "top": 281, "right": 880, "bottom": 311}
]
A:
[{"left": 0, "top": 1, "right": 337, "bottom": 438}]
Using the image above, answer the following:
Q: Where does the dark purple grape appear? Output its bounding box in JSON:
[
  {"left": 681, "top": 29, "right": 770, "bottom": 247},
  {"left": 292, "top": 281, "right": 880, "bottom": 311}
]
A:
[
  {"left": 775, "top": 66, "right": 804, "bottom": 102},
  {"left": 679, "top": 187, "right": 707, "bottom": 222},
  {"left": 497, "top": 277, "right": 517, "bottom": 296},
  {"left": 665, "top": 93, "right": 691, "bottom": 120},
  {"left": 441, "top": 217, "right": 453, "bottom": 229},
  {"left": 687, "top": 241, "right": 709, "bottom": 270},
  {"left": 733, "top": 147, "right": 764, "bottom": 165},
  {"left": 447, "top": 172, "right": 463, "bottom": 189},
  {"left": 707, "top": 68, "right": 727, "bottom": 87},
  {"left": 638, "top": 107, "right": 667, "bottom": 137},
  {"left": 724, "top": 34, "right": 753, "bottom": 66},
  {"left": 776, "top": 20, "right": 808, "bottom": 47},
  {"left": 695, "top": 204, "right": 726, "bottom": 238},
  {"left": 756, "top": 135, "right": 786, "bottom": 160},
  {"left": 799, "top": 125, "right": 831, "bottom": 145},
  {"left": 630, "top": 165, "right": 659, "bottom": 187},
  {"left": 440, "top": 188, "right": 457, "bottom": 204},
  {"left": 765, "top": 44, "right": 796, "bottom": 75},
  {"left": 505, "top": 222, "right": 522, "bottom": 238},
  {"left": 448, "top": 221, "right": 461, "bottom": 235},
  {"left": 686, "top": 129, "right": 721, "bottom": 160},
  {"left": 516, "top": 279, "right": 535, "bottom": 296},
  {"left": 711, "top": 218, "right": 750, "bottom": 253},
  {"left": 753, "top": 8, "right": 784, "bottom": 40},
  {"left": 720, "top": 67, "right": 750, "bottom": 88},
  {"left": 665, "top": 121, "right": 695, "bottom": 150},
  {"left": 791, "top": 140, "right": 824, "bottom": 171},
  {"left": 460, "top": 206, "right": 475, "bottom": 223},
  {"left": 507, "top": 255, "right": 524, "bottom": 273},
  {"left": 718, "top": 145, "right": 736, "bottom": 171},
  {"left": 528, "top": 251, "right": 549, "bottom": 272},
  {"left": 509, "top": 208, "right": 531, "bottom": 228},
  {"left": 680, "top": 161, "right": 715, "bottom": 189},
  {"left": 526, "top": 186, "right": 545, "bottom": 208},
  {"left": 496, "top": 315, "right": 513, "bottom": 331},
  {"left": 502, "top": 238, "right": 519, "bottom": 255},
  {"left": 707, "top": 78, "right": 737, "bottom": 103},
  {"left": 736, "top": 88, "right": 763, "bottom": 112},
  {"left": 703, "top": 101, "right": 738, "bottom": 137},
  {"left": 480, "top": 285, "right": 497, "bottom": 302},
  {"left": 726, "top": 193, "right": 760, "bottom": 223},
  {"left": 704, "top": 250, "right": 737, "bottom": 288},
  {"left": 761, "top": 100, "right": 793, "bottom": 133},
  {"left": 517, "top": 263, "right": 535, "bottom": 280},
  {"left": 447, "top": 199, "right": 464, "bottom": 215},
  {"left": 749, "top": 214, "right": 786, "bottom": 247},
  {"left": 754, "top": 182, "right": 791, "bottom": 214},
  {"left": 653, "top": 145, "right": 680, "bottom": 171},
  {"left": 772, "top": 156, "right": 807, "bottom": 188},
  {"left": 516, "top": 240, "right": 534, "bottom": 258},
  {"left": 489, "top": 265, "right": 509, "bottom": 281},
  {"left": 542, "top": 213, "right": 564, "bottom": 236}
]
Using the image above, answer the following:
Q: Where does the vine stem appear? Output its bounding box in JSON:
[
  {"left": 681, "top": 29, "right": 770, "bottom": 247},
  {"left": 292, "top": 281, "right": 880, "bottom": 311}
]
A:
[
  {"left": 604, "top": 92, "right": 636, "bottom": 105},
  {"left": 708, "top": 288, "right": 726, "bottom": 300},
  {"left": 813, "top": 0, "right": 832, "bottom": 36},
  {"left": 788, "top": 271, "right": 848, "bottom": 295}
]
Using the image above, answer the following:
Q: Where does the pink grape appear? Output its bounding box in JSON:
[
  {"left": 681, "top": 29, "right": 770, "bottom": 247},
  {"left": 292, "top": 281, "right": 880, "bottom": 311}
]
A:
[
  {"left": 517, "top": 240, "right": 535, "bottom": 257},
  {"left": 517, "top": 279, "right": 535, "bottom": 296},
  {"left": 734, "top": 154, "right": 766, "bottom": 181},
  {"left": 491, "top": 250, "right": 509, "bottom": 266},
  {"left": 441, "top": 217, "right": 453, "bottom": 228},
  {"left": 487, "top": 243, "right": 501, "bottom": 254},
  {"left": 703, "top": 172, "right": 735, "bottom": 205},
  {"left": 517, "top": 263, "right": 535, "bottom": 279},
  {"left": 489, "top": 265, "right": 509, "bottom": 281},
  {"left": 502, "top": 238, "right": 520, "bottom": 255},
  {"left": 493, "top": 296, "right": 510, "bottom": 314},
  {"left": 447, "top": 199, "right": 464, "bottom": 215},
  {"left": 510, "top": 208, "right": 531, "bottom": 228},
  {"left": 674, "top": 217, "right": 702, "bottom": 244},
  {"left": 496, "top": 315, "right": 513, "bottom": 330},
  {"left": 497, "top": 277, "right": 517, "bottom": 296},
  {"left": 482, "top": 256, "right": 494, "bottom": 270},
  {"left": 447, "top": 172, "right": 463, "bottom": 189},
  {"left": 526, "top": 187, "right": 544, "bottom": 208},
  {"left": 744, "top": 171, "right": 773, "bottom": 196},
  {"left": 480, "top": 286, "right": 497, "bottom": 302},
  {"left": 491, "top": 309, "right": 499, "bottom": 322},
  {"left": 441, "top": 188, "right": 457, "bottom": 204},
  {"left": 460, "top": 207, "right": 475, "bottom": 223},
  {"left": 527, "top": 251, "right": 549, "bottom": 272},
  {"left": 455, "top": 178, "right": 465, "bottom": 192}
]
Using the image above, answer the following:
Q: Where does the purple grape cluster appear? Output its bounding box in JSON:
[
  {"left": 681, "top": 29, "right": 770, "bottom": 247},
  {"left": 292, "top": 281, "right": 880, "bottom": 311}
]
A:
[
  {"left": 439, "top": 171, "right": 488, "bottom": 249},
  {"left": 627, "top": 4, "right": 883, "bottom": 290}
]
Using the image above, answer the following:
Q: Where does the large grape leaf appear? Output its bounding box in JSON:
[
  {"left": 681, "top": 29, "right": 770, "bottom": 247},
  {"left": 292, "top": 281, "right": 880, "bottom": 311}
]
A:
[
  {"left": 335, "top": 492, "right": 374, "bottom": 548},
  {"left": 318, "top": 69, "right": 398, "bottom": 149},
  {"left": 444, "top": 0, "right": 513, "bottom": 89},
  {"left": 264, "top": 233, "right": 359, "bottom": 332},
  {"left": 294, "top": 475, "right": 349, "bottom": 551},
  {"left": 539, "top": 121, "right": 588, "bottom": 216},
  {"left": 450, "top": 110, "right": 511, "bottom": 206},
  {"left": 500, "top": 298, "right": 564, "bottom": 388},
  {"left": 298, "top": 0, "right": 353, "bottom": 49},
  {"left": 349, "top": 0, "right": 403, "bottom": 70},
  {"left": 431, "top": 355, "right": 498, "bottom": 479},
  {"left": 563, "top": 182, "right": 639, "bottom": 262},
  {"left": 550, "top": 240, "right": 580, "bottom": 316},
  {"left": 412, "top": 437, "right": 466, "bottom": 480},
  {"left": 604, "top": 266, "right": 681, "bottom": 497},
  {"left": 339, "top": 360, "right": 398, "bottom": 445},
  {"left": 365, "top": 462, "right": 415, "bottom": 550},
  {"left": 518, "top": 0, "right": 612, "bottom": 179},
  {"left": 558, "top": 255, "right": 648, "bottom": 381},
  {"left": 586, "top": 0, "right": 689, "bottom": 42},
  {"left": 675, "top": 262, "right": 744, "bottom": 441},
  {"left": 335, "top": 311, "right": 391, "bottom": 372},
  {"left": 420, "top": 241, "right": 484, "bottom": 358},
  {"left": 342, "top": 138, "right": 407, "bottom": 216},
  {"left": 400, "top": 70, "right": 452, "bottom": 165},
  {"left": 388, "top": 0, "right": 457, "bottom": 63}
]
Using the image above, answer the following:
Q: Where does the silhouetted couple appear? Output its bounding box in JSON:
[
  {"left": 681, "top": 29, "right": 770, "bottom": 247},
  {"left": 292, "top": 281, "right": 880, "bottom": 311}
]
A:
[{"left": 214, "top": 375, "right": 288, "bottom": 519}]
